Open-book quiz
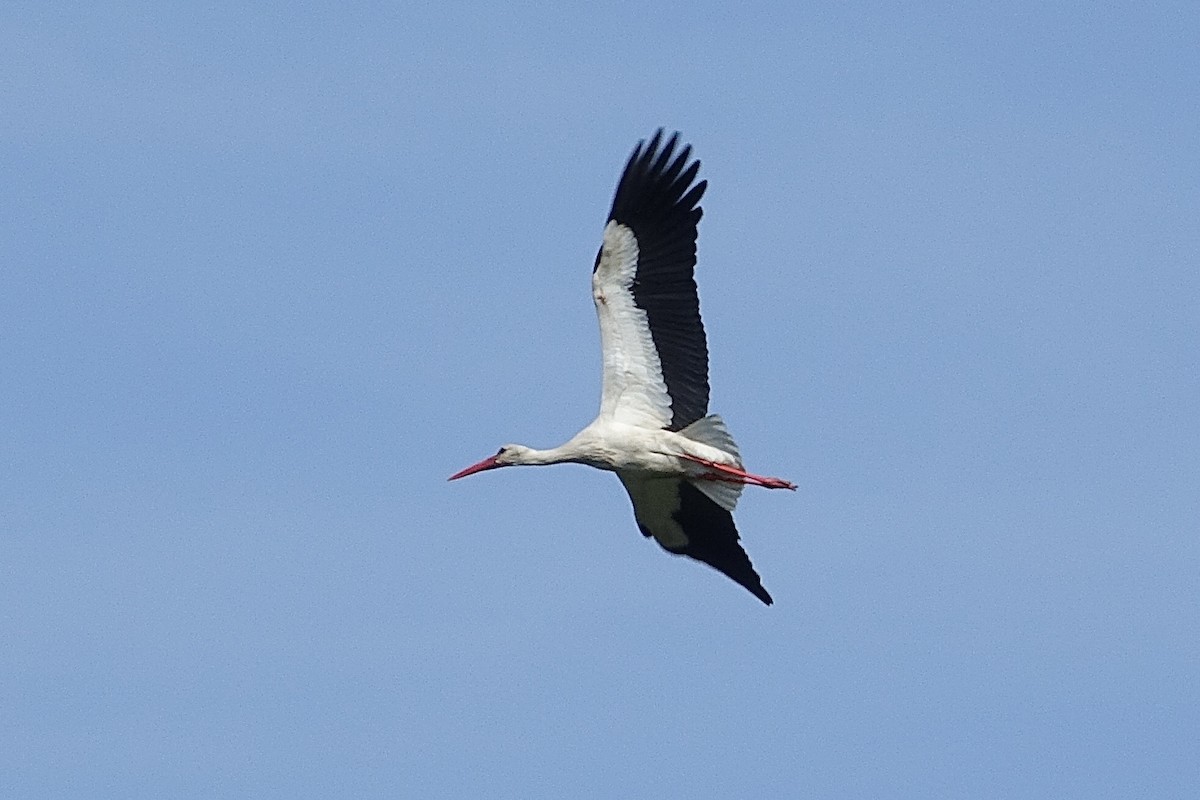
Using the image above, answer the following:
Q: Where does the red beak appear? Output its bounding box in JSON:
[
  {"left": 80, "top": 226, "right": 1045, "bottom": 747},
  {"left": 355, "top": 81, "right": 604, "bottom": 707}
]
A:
[{"left": 448, "top": 455, "right": 504, "bottom": 481}]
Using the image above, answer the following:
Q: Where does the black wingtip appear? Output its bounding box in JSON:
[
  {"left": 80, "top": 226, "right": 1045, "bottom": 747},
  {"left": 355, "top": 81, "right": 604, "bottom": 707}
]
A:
[
  {"left": 670, "top": 483, "right": 774, "bottom": 606},
  {"left": 608, "top": 129, "right": 706, "bottom": 227}
]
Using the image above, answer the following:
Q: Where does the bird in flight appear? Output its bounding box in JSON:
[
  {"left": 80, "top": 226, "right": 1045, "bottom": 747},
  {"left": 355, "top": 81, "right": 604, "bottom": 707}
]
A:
[{"left": 450, "top": 130, "right": 794, "bottom": 604}]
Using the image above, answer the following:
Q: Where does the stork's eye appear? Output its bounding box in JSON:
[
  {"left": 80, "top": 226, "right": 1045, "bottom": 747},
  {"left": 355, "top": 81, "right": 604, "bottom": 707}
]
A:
[{"left": 496, "top": 447, "right": 508, "bottom": 456}]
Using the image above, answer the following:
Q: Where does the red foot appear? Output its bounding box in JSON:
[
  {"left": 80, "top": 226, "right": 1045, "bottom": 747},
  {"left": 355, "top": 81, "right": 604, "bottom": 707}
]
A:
[{"left": 684, "top": 455, "right": 797, "bottom": 490}]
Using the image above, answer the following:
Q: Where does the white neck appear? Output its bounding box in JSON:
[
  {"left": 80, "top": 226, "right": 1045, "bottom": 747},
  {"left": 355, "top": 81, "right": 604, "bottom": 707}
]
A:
[{"left": 509, "top": 443, "right": 582, "bottom": 466}]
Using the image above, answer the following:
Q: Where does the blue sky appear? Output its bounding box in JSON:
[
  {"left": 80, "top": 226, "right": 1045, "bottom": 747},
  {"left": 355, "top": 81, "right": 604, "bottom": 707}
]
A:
[{"left": 2, "top": 2, "right": 1198, "bottom": 797}]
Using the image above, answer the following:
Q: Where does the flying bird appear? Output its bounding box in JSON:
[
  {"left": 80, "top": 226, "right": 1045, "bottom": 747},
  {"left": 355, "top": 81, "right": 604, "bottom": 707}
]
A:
[{"left": 450, "top": 130, "right": 794, "bottom": 605}]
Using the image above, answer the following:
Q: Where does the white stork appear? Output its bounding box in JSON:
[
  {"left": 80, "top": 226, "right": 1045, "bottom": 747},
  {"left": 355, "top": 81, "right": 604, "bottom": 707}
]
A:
[{"left": 450, "top": 130, "right": 794, "bottom": 605}]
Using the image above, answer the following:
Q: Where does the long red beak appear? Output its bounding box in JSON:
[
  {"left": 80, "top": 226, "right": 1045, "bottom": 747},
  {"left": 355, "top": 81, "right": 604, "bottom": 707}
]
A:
[{"left": 448, "top": 455, "right": 504, "bottom": 481}]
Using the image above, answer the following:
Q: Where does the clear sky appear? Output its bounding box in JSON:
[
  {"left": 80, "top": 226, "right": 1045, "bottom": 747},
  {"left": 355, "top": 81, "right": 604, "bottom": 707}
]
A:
[{"left": 3, "top": 2, "right": 1198, "bottom": 797}]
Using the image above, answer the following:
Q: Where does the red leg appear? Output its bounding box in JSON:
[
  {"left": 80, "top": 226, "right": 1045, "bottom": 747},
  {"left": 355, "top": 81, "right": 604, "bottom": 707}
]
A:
[
  {"left": 684, "top": 455, "right": 797, "bottom": 490},
  {"left": 699, "top": 471, "right": 745, "bottom": 484}
]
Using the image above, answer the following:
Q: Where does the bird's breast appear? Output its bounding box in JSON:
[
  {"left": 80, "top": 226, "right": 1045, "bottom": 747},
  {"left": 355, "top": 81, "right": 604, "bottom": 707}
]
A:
[{"left": 569, "top": 424, "right": 699, "bottom": 475}]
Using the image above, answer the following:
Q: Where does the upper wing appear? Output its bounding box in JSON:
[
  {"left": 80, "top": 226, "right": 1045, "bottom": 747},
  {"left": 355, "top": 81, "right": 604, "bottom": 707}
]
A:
[
  {"left": 592, "top": 130, "right": 710, "bottom": 432},
  {"left": 618, "top": 473, "right": 773, "bottom": 605}
]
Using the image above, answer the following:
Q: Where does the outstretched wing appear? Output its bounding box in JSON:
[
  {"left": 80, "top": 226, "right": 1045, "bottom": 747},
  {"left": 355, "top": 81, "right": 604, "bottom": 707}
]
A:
[
  {"left": 618, "top": 473, "right": 773, "bottom": 605},
  {"left": 592, "top": 130, "right": 709, "bottom": 432}
]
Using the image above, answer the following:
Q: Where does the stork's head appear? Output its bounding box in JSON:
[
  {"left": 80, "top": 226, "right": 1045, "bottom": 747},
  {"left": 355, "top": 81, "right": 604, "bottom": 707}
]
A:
[{"left": 448, "top": 444, "right": 530, "bottom": 480}]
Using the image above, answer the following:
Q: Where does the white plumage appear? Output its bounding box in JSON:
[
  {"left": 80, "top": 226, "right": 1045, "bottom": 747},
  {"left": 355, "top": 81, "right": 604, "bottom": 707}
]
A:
[
  {"left": 450, "top": 130, "right": 794, "bottom": 604},
  {"left": 593, "top": 220, "right": 673, "bottom": 430}
]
